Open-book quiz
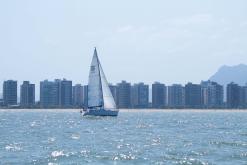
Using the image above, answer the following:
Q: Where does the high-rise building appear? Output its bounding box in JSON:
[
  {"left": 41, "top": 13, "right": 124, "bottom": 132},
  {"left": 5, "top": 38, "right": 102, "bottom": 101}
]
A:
[
  {"left": 20, "top": 81, "right": 35, "bottom": 107},
  {"left": 72, "top": 84, "right": 84, "bottom": 107},
  {"left": 131, "top": 83, "right": 149, "bottom": 108},
  {"left": 0, "top": 92, "right": 4, "bottom": 107},
  {"left": 152, "top": 82, "right": 166, "bottom": 108},
  {"left": 185, "top": 83, "right": 202, "bottom": 108},
  {"left": 240, "top": 85, "right": 247, "bottom": 108},
  {"left": 40, "top": 79, "right": 72, "bottom": 108},
  {"left": 168, "top": 84, "right": 185, "bottom": 108},
  {"left": 40, "top": 80, "right": 59, "bottom": 108},
  {"left": 227, "top": 82, "right": 241, "bottom": 108},
  {"left": 211, "top": 81, "right": 223, "bottom": 108},
  {"left": 201, "top": 81, "right": 223, "bottom": 108},
  {"left": 58, "top": 79, "right": 72, "bottom": 107},
  {"left": 3, "top": 80, "right": 17, "bottom": 106},
  {"left": 117, "top": 81, "right": 131, "bottom": 108},
  {"left": 83, "top": 85, "right": 88, "bottom": 107},
  {"left": 0, "top": 98, "right": 3, "bottom": 107},
  {"left": 109, "top": 84, "right": 117, "bottom": 103}
]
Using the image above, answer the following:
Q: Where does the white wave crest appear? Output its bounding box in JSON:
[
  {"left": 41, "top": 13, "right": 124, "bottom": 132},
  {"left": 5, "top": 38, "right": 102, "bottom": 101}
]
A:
[
  {"left": 5, "top": 144, "right": 22, "bottom": 151},
  {"left": 51, "top": 150, "right": 65, "bottom": 158}
]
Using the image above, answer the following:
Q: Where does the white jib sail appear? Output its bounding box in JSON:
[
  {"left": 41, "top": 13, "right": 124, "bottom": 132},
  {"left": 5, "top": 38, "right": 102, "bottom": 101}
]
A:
[{"left": 99, "top": 63, "right": 117, "bottom": 110}]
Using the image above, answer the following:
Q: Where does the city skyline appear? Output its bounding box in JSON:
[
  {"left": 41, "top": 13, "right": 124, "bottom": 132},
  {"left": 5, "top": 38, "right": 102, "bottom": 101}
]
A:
[
  {"left": 1, "top": 0, "right": 247, "bottom": 93},
  {"left": 1, "top": 79, "right": 247, "bottom": 109},
  {"left": 0, "top": 77, "right": 246, "bottom": 100}
]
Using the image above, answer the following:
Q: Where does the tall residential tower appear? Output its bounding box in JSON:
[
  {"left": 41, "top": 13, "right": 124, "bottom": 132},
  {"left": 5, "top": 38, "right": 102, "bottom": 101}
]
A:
[
  {"left": 20, "top": 81, "right": 35, "bottom": 107},
  {"left": 3, "top": 80, "right": 17, "bottom": 106},
  {"left": 152, "top": 82, "right": 166, "bottom": 108}
]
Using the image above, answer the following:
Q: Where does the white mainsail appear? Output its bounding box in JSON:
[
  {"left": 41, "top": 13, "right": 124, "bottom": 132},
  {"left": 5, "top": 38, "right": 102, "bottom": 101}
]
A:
[
  {"left": 88, "top": 48, "right": 103, "bottom": 108},
  {"left": 87, "top": 48, "right": 116, "bottom": 110}
]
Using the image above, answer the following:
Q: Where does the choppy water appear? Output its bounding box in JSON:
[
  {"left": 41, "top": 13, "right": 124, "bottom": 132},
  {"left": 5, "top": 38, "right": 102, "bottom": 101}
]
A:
[{"left": 1, "top": 110, "right": 247, "bottom": 165}]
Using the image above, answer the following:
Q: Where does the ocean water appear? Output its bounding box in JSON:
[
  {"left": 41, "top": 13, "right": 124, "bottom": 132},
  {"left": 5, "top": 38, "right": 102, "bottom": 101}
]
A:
[{"left": 0, "top": 110, "right": 247, "bottom": 165}]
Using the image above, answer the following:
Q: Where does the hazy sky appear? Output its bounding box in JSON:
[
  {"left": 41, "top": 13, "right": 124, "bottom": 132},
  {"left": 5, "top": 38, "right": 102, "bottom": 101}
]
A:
[{"left": 0, "top": 0, "right": 247, "bottom": 95}]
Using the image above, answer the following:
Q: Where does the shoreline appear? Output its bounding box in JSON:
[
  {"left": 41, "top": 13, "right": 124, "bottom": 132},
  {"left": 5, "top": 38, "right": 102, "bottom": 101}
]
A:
[{"left": 0, "top": 109, "right": 247, "bottom": 113}]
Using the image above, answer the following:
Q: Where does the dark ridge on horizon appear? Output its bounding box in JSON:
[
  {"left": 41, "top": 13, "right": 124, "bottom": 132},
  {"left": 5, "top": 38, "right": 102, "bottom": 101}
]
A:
[{"left": 210, "top": 64, "right": 247, "bottom": 86}]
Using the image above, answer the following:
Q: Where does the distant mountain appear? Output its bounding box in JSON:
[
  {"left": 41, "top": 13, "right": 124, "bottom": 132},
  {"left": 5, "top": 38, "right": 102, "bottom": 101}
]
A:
[{"left": 209, "top": 64, "right": 247, "bottom": 86}]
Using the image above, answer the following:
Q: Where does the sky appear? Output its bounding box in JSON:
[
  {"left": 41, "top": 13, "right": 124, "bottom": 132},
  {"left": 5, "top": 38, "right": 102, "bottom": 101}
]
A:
[{"left": 0, "top": 0, "right": 247, "bottom": 97}]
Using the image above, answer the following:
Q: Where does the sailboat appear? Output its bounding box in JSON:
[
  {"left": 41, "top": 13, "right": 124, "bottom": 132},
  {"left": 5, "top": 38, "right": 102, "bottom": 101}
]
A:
[{"left": 83, "top": 48, "right": 119, "bottom": 116}]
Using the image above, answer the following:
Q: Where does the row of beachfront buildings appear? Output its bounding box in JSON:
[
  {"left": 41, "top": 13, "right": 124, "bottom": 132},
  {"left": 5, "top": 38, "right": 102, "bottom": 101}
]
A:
[{"left": 0, "top": 79, "right": 247, "bottom": 109}]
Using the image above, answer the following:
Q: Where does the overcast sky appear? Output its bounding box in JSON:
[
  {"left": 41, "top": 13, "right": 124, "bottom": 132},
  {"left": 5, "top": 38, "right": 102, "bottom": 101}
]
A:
[{"left": 0, "top": 0, "right": 247, "bottom": 95}]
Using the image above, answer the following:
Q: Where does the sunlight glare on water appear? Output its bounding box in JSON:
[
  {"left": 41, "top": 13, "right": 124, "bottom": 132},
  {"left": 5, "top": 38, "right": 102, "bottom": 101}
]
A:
[{"left": 0, "top": 110, "right": 247, "bottom": 164}]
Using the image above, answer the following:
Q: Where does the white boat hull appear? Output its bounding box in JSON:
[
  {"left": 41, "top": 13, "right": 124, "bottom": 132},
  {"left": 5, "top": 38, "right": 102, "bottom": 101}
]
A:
[{"left": 83, "top": 109, "right": 119, "bottom": 116}]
